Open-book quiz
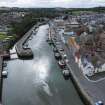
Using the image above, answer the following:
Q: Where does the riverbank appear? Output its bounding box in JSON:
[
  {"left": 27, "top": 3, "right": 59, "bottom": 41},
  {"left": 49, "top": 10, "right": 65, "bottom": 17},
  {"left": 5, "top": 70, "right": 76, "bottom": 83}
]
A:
[
  {"left": 15, "top": 25, "right": 35, "bottom": 59},
  {"left": 15, "top": 22, "right": 47, "bottom": 59},
  {"left": 2, "top": 24, "right": 84, "bottom": 105},
  {"left": 0, "top": 22, "right": 47, "bottom": 105},
  {"left": 0, "top": 24, "right": 37, "bottom": 104},
  {"left": 48, "top": 23, "right": 100, "bottom": 105}
]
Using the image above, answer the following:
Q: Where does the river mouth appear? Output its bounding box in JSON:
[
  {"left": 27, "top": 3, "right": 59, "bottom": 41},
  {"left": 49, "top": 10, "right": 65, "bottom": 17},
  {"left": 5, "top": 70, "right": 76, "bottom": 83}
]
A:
[{"left": 2, "top": 25, "right": 84, "bottom": 105}]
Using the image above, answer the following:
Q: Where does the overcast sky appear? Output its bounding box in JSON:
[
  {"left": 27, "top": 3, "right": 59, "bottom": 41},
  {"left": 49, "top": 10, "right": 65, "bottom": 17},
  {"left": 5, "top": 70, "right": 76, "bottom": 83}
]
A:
[{"left": 0, "top": 0, "right": 105, "bottom": 8}]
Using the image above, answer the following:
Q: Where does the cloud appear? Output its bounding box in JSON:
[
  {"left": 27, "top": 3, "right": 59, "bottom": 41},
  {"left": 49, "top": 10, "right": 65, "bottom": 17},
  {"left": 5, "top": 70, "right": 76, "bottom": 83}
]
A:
[
  {"left": 0, "top": 0, "right": 17, "bottom": 3},
  {"left": 0, "top": 0, "right": 105, "bottom": 8}
]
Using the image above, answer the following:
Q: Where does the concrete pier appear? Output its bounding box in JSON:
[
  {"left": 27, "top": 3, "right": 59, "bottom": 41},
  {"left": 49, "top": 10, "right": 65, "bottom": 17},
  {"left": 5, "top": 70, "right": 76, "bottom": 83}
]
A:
[
  {"left": 15, "top": 26, "right": 36, "bottom": 59},
  {"left": 15, "top": 22, "right": 46, "bottom": 59}
]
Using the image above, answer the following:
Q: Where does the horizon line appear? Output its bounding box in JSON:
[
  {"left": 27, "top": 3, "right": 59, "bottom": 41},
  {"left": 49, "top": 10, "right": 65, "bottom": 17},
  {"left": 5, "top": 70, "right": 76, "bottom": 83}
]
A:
[{"left": 0, "top": 6, "right": 105, "bottom": 9}]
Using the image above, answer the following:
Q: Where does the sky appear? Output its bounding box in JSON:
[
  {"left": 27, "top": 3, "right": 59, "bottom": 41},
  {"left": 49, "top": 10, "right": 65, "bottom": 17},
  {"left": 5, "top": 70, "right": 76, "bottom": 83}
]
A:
[{"left": 0, "top": 0, "right": 105, "bottom": 8}]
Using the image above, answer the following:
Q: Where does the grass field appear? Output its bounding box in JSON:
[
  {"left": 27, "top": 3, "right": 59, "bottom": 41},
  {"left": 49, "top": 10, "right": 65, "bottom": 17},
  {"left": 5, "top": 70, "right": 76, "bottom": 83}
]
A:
[{"left": 0, "top": 32, "right": 16, "bottom": 41}]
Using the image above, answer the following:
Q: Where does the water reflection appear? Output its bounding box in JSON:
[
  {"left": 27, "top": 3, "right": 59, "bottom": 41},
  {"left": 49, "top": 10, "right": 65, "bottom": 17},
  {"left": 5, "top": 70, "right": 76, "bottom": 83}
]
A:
[
  {"left": 28, "top": 25, "right": 49, "bottom": 50},
  {"left": 33, "top": 56, "right": 50, "bottom": 80},
  {"left": 2, "top": 25, "right": 84, "bottom": 105}
]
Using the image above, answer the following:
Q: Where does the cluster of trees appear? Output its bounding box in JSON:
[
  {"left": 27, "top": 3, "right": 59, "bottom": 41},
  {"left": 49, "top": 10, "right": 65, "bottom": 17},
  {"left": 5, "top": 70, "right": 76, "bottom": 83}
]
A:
[
  {"left": 64, "top": 7, "right": 105, "bottom": 15},
  {"left": 10, "top": 8, "right": 62, "bottom": 40},
  {"left": 11, "top": 14, "right": 37, "bottom": 39},
  {"left": 2, "top": 7, "right": 105, "bottom": 41}
]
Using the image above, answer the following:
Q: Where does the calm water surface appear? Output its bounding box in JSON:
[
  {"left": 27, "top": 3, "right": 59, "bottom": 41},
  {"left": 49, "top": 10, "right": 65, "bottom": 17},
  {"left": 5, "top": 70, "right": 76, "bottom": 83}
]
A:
[{"left": 2, "top": 25, "right": 84, "bottom": 105}]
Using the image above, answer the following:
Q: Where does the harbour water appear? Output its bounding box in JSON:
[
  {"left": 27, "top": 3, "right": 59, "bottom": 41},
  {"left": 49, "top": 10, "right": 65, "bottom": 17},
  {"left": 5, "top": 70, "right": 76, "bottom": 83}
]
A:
[{"left": 2, "top": 25, "right": 84, "bottom": 105}]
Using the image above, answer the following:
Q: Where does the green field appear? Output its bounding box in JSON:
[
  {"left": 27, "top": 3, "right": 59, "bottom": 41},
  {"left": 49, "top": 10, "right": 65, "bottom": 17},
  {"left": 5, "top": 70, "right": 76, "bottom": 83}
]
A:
[{"left": 0, "top": 32, "right": 16, "bottom": 41}]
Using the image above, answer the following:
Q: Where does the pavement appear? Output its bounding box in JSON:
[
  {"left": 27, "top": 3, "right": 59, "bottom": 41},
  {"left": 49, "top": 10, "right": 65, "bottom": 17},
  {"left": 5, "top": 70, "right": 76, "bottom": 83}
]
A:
[
  {"left": 62, "top": 33, "right": 105, "bottom": 104},
  {"left": 15, "top": 25, "right": 38, "bottom": 59}
]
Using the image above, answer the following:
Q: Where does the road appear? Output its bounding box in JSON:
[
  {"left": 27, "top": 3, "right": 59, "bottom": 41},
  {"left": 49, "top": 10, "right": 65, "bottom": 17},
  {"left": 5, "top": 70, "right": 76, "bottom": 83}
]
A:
[
  {"left": 2, "top": 25, "right": 84, "bottom": 105},
  {"left": 63, "top": 34, "right": 105, "bottom": 104}
]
